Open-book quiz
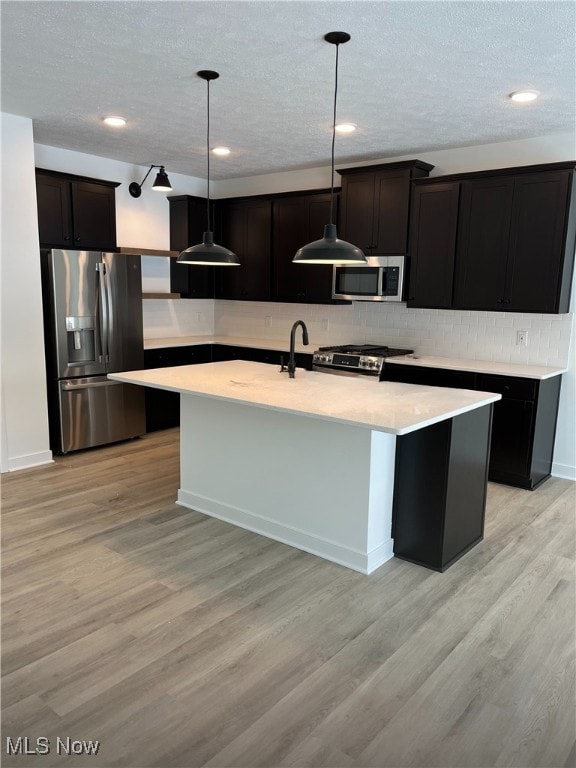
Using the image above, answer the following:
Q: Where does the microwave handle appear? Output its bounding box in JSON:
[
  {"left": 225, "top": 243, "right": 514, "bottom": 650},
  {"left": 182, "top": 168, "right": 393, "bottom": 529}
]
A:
[{"left": 377, "top": 266, "right": 385, "bottom": 296}]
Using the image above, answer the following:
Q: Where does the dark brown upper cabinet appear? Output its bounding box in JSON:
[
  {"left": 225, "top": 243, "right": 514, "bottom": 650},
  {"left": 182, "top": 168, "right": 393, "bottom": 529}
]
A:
[
  {"left": 272, "top": 191, "right": 340, "bottom": 303},
  {"left": 36, "top": 170, "right": 118, "bottom": 250},
  {"left": 407, "top": 181, "right": 460, "bottom": 309},
  {"left": 408, "top": 162, "right": 576, "bottom": 314},
  {"left": 215, "top": 197, "right": 272, "bottom": 301},
  {"left": 168, "top": 195, "right": 215, "bottom": 298},
  {"left": 338, "top": 160, "right": 433, "bottom": 256},
  {"left": 454, "top": 168, "right": 575, "bottom": 313}
]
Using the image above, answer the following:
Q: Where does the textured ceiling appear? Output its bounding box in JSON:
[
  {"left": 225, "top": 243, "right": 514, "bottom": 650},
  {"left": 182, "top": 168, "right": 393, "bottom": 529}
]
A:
[{"left": 1, "top": 1, "right": 575, "bottom": 180}]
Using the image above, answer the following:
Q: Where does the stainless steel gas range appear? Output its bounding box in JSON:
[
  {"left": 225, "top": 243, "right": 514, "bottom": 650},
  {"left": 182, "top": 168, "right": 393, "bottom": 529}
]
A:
[{"left": 312, "top": 343, "right": 413, "bottom": 378}]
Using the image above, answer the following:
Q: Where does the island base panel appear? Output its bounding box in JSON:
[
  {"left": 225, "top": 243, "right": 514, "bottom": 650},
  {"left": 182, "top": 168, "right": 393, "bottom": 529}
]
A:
[
  {"left": 392, "top": 404, "right": 492, "bottom": 571},
  {"left": 177, "top": 395, "right": 397, "bottom": 574}
]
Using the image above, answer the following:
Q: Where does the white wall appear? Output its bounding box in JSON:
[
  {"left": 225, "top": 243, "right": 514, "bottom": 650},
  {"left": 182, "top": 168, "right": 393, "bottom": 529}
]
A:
[
  {"left": 215, "top": 132, "right": 575, "bottom": 197},
  {"left": 1, "top": 114, "right": 52, "bottom": 471}
]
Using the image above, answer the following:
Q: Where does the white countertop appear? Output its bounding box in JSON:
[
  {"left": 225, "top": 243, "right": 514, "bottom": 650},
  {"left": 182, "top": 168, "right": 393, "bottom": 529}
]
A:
[
  {"left": 144, "top": 335, "right": 313, "bottom": 354},
  {"left": 387, "top": 354, "right": 566, "bottom": 380},
  {"left": 143, "top": 337, "right": 565, "bottom": 379},
  {"left": 110, "top": 360, "right": 500, "bottom": 436}
]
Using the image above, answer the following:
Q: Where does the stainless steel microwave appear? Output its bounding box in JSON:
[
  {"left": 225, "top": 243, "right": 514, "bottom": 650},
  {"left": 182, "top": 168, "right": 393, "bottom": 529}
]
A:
[{"left": 332, "top": 255, "right": 405, "bottom": 302}]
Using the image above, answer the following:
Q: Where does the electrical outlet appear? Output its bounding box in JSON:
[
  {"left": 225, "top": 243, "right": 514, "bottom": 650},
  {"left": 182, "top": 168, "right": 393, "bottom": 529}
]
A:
[
  {"left": 516, "top": 330, "right": 528, "bottom": 346},
  {"left": 264, "top": 316, "right": 272, "bottom": 328},
  {"left": 321, "top": 318, "right": 329, "bottom": 332}
]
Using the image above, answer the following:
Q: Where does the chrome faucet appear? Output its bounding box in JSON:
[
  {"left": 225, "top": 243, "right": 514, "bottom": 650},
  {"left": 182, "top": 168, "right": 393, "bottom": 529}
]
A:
[{"left": 282, "top": 320, "right": 309, "bottom": 378}]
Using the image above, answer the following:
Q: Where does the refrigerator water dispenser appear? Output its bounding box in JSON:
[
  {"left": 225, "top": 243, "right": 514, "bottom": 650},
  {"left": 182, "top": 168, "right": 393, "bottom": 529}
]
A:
[{"left": 65, "top": 316, "right": 96, "bottom": 364}]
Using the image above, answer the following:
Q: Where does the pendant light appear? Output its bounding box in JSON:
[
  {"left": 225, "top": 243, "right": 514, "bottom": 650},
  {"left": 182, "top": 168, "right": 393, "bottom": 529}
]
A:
[
  {"left": 178, "top": 71, "right": 240, "bottom": 266},
  {"left": 293, "top": 32, "right": 366, "bottom": 264}
]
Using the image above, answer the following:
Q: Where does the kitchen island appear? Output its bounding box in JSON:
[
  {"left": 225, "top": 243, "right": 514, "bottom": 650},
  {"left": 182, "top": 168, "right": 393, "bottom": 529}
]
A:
[{"left": 110, "top": 361, "right": 501, "bottom": 573}]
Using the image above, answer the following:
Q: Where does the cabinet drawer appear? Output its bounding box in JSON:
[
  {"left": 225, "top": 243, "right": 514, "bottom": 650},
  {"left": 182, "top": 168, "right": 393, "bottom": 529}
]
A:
[
  {"left": 383, "top": 364, "right": 477, "bottom": 390},
  {"left": 476, "top": 374, "right": 537, "bottom": 401},
  {"left": 144, "top": 345, "right": 212, "bottom": 369}
]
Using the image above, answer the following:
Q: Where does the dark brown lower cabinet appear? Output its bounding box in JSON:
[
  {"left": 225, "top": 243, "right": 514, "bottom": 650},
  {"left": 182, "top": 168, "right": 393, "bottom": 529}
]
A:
[
  {"left": 144, "top": 345, "right": 211, "bottom": 432},
  {"left": 382, "top": 364, "right": 562, "bottom": 490},
  {"left": 392, "top": 405, "right": 492, "bottom": 571}
]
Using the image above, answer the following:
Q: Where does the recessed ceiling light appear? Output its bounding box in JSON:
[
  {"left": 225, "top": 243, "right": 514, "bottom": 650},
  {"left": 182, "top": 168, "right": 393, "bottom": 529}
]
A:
[
  {"left": 103, "top": 116, "right": 127, "bottom": 127},
  {"left": 335, "top": 123, "right": 357, "bottom": 134},
  {"left": 212, "top": 146, "right": 231, "bottom": 156},
  {"left": 508, "top": 90, "right": 539, "bottom": 103}
]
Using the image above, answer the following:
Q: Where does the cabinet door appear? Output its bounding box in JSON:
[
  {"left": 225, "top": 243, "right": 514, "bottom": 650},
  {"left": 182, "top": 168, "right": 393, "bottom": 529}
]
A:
[
  {"left": 407, "top": 182, "right": 460, "bottom": 308},
  {"left": 169, "top": 197, "right": 214, "bottom": 298},
  {"left": 339, "top": 173, "right": 375, "bottom": 252},
  {"left": 144, "top": 345, "right": 212, "bottom": 432},
  {"left": 272, "top": 193, "right": 335, "bottom": 302},
  {"left": 372, "top": 170, "right": 411, "bottom": 255},
  {"left": 454, "top": 177, "right": 514, "bottom": 310},
  {"left": 216, "top": 199, "right": 271, "bottom": 300},
  {"left": 71, "top": 181, "right": 117, "bottom": 249},
  {"left": 506, "top": 171, "right": 571, "bottom": 313},
  {"left": 488, "top": 398, "right": 534, "bottom": 479},
  {"left": 36, "top": 174, "right": 73, "bottom": 246}
]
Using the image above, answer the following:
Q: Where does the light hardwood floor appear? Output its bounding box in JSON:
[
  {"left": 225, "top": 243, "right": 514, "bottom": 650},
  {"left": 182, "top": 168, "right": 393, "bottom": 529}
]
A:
[{"left": 1, "top": 429, "right": 575, "bottom": 768}]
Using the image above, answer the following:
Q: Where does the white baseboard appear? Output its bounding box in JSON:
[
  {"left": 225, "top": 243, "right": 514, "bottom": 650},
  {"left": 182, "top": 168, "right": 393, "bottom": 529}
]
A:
[
  {"left": 552, "top": 462, "right": 576, "bottom": 482},
  {"left": 4, "top": 450, "right": 53, "bottom": 473},
  {"left": 177, "top": 489, "right": 394, "bottom": 575}
]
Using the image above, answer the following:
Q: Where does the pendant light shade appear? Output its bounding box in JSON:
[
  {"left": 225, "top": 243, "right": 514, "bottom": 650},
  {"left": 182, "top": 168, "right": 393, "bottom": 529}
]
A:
[
  {"left": 178, "top": 70, "right": 240, "bottom": 266},
  {"left": 293, "top": 32, "right": 366, "bottom": 265}
]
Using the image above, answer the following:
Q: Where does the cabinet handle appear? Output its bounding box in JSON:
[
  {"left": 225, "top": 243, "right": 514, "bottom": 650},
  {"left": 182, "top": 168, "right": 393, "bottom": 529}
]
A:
[
  {"left": 75, "top": 237, "right": 81, "bottom": 242},
  {"left": 496, "top": 298, "right": 503, "bottom": 305},
  {"left": 503, "top": 299, "right": 511, "bottom": 305},
  {"left": 64, "top": 235, "right": 71, "bottom": 241}
]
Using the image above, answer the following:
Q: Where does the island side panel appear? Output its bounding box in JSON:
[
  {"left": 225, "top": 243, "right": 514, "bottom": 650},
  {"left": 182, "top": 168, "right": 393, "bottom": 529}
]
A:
[
  {"left": 177, "top": 394, "right": 397, "bottom": 574},
  {"left": 392, "top": 404, "right": 493, "bottom": 571}
]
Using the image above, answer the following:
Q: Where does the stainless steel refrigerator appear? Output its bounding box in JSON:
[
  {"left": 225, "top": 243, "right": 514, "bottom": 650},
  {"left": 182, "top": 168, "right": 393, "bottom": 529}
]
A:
[{"left": 41, "top": 249, "right": 146, "bottom": 454}]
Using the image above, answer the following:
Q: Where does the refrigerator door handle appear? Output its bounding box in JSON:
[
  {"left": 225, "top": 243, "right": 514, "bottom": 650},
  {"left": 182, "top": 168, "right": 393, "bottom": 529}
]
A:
[
  {"left": 61, "top": 379, "right": 123, "bottom": 391},
  {"left": 104, "top": 260, "right": 115, "bottom": 355},
  {"left": 96, "top": 262, "right": 109, "bottom": 364}
]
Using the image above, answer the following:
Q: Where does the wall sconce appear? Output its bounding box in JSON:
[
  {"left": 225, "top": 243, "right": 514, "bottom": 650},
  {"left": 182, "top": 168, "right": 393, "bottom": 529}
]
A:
[{"left": 129, "top": 165, "right": 172, "bottom": 198}]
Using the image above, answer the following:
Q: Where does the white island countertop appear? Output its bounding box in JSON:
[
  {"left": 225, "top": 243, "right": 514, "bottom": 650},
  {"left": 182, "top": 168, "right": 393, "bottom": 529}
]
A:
[{"left": 110, "top": 360, "right": 500, "bottom": 436}]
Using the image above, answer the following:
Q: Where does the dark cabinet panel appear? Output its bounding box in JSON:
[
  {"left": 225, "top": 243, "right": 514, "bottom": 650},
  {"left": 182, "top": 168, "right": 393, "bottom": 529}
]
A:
[
  {"left": 454, "top": 168, "right": 575, "bottom": 313},
  {"left": 168, "top": 196, "right": 214, "bottom": 298},
  {"left": 36, "top": 171, "right": 118, "bottom": 250},
  {"left": 36, "top": 175, "right": 73, "bottom": 246},
  {"left": 339, "top": 172, "right": 376, "bottom": 252},
  {"left": 71, "top": 182, "right": 117, "bottom": 250},
  {"left": 272, "top": 192, "right": 336, "bottom": 303},
  {"left": 407, "top": 182, "right": 460, "bottom": 308},
  {"left": 393, "top": 405, "right": 491, "bottom": 571},
  {"left": 339, "top": 161, "right": 433, "bottom": 256},
  {"left": 144, "top": 345, "right": 211, "bottom": 432},
  {"left": 215, "top": 198, "right": 271, "bottom": 301},
  {"left": 506, "top": 171, "right": 572, "bottom": 313},
  {"left": 383, "top": 363, "right": 562, "bottom": 490},
  {"left": 212, "top": 344, "right": 313, "bottom": 370},
  {"left": 382, "top": 363, "right": 476, "bottom": 390},
  {"left": 454, "top": 177, "right": 514, "bottom": 310}
]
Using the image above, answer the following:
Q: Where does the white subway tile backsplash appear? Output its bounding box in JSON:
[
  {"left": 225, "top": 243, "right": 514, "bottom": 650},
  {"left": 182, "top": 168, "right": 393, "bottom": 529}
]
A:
[
  {"left": 213, "top": 300, "right": 573, "bottom": 367},
  {"left": 142, "top": 297, "right": 572, "bottom": 368}
]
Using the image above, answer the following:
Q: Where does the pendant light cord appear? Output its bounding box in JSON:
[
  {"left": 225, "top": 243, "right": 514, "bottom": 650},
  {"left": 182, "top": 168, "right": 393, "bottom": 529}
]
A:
[
  {"left": 206, "top": 78, "right": 212, "bottom": 233},
  {"left": 329, "top": 42, "right": 340, "bottom": 227}
]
